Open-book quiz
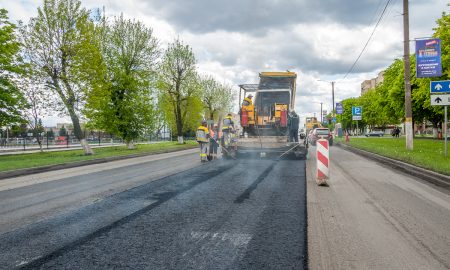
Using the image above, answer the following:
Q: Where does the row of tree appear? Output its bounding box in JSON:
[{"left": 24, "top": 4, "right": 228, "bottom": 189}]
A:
[
  {"left": 333, "top": 8, "right": 449, "bottom": 136},
  {"left": 0, "top": 0, "right": 235, "bottom": 154}
]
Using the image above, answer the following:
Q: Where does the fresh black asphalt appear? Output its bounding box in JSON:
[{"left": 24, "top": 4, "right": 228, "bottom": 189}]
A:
[{"left": 0, "top": 159, "right": 307, "bottom": 270}]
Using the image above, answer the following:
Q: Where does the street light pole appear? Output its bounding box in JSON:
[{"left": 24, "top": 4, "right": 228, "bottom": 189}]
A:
[
  {"left": 403, "top": 0, "right": 413, "bottom": 150},
  {"left": 331, "top": 81, "right": 335, "bottom": 113},
  {"left": 320, "top": 102, "right": 323, "bottom": 123},
  {"left": 318, "top": 80, "right": 336, "bottom": 114}
]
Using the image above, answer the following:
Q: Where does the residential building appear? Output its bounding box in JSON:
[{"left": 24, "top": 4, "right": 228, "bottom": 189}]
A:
[{"left": 361, "top": 71, "right": 385, "bottom": 95}]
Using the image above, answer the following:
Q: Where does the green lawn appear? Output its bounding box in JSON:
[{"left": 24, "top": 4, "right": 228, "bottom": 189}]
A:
[
  {"left": 338, "top": 137, "right": 450, "bottom": 175},
  {"left": 0, "top": 141, "right": 197, "bottom": 172}
]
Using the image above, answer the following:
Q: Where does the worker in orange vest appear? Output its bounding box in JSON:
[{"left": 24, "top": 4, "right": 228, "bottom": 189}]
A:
[{"left": 209, "top": 124, "right": 219, "bottom": 159}]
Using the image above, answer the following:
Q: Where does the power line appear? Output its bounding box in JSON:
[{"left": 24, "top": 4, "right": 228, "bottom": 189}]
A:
[{"left": 343, "top": 0, "right": 393, "bottom": 79}]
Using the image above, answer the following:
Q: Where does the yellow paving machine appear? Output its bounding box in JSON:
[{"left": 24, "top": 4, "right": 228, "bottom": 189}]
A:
[{"left": 223, "top": 71, "right": 308, "bottom": 159}]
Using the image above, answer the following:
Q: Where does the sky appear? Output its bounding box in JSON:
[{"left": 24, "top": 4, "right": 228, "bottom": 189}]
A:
[{"left": 2, "top": 0, "right": 449, "bottom": 127}]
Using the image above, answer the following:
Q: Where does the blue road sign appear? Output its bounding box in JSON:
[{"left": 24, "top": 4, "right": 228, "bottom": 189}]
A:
[
  {"left": 431, "top": 80, "right": 450, "bottom": 93},
  {"left": 336, "top": 103, "right": 343, "bottom": 114},
  {"left": 352, "top": 106, "right": 362, "bottom": 116}
]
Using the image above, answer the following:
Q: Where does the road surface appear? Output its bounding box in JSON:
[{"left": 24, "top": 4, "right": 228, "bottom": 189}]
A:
[
  {"left": 307, "top": 146, "right": 450, "bottom": 270},
  {"left": 0, "top": 149, "right": 307, "bottom": 269}
]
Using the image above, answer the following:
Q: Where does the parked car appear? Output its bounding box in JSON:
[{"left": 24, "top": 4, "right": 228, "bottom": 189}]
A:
[
  {"left": 309, "top": 128, "right": 333, "bottom": 146},
  {"left": 365, "top": 130, "right": 384, "bottom": 137}
]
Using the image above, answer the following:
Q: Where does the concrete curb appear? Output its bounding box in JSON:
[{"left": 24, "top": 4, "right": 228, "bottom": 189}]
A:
[
  {"left": 0, "top": 146, "right": 197, "bottom": 181},
  {"left": 336, "top": 142, "right": 450, "bottom": 189}
]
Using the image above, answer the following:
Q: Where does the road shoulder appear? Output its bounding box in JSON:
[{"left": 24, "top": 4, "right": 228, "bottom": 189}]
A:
[
  {"left": 0, "top": 145, "right": 197, "bottom": 180},
  {"left": 307, "top": 146, "right": 450, "bottom": 269}
]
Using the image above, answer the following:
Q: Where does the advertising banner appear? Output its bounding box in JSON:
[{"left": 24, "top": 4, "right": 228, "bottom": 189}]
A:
[
  {"left": 416, "top": 38, "right": 442, "bottom": 78},
  {"left": 336, "top": 103, "right": 343, "bottom": 114}
]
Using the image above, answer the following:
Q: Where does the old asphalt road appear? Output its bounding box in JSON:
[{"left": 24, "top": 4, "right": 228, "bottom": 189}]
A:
[
  {"left": 308, "top": 145, "right": 450, "bottom": 270},
  {"left": 0, "top": 150, "right": 307, "bottom": 269}
]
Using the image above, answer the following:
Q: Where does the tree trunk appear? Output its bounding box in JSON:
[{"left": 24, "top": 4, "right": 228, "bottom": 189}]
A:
[
  {"left": 37, "top": 137, "right": 43, "bottom": 152},
  {"left": 68, "top": 108, "right": 94, "bottom": 155},
  {"left": 126, "top": 140, "right": 135, "bottom": 149},
  {"left": 175, "top": 102, "right": 184, "bottom": 144},
  {"left": 433, "top": 122, "right": 439, "bottom": 138}
]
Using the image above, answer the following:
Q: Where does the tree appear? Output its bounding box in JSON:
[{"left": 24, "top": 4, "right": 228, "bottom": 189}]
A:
[
  {"left": 85, "top": 15, "right": 159, "bottom": 149},
  {"left": 0, "top": 9, "right": 27, "bottom": 127},
  {"left": 47, "top": 128, "right": 55, "bottom": 138},
  {"left": 59, "top": 126, "right": 67, "bottom": 137},
  {"left": 20, "top": 76, "right": 47, "bottom": 151},
  {"left": 201, "top": 76, "right": 235, "bottom": 123},
  {"left": 20, "top": 0, "right": 98, "bottom": 155},
  {"left": 434, "top": 8, "right": 450, "bottom": 77},
  {"left": 157, "top": 39, "right": 202, "bottom": 144}
]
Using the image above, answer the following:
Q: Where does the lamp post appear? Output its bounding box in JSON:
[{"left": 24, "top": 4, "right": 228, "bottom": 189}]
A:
[
  {"left": 313, "top": 102, "right": 323, "bottom": 123},
  {"left": 318, "top": 80, "right": 335, "bottom": 113}
]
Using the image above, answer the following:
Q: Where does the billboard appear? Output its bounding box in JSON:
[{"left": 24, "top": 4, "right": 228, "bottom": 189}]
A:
[
  {"left": 336, "top": 103, "right": 343, "bottom": 114},
  {"left": 415, "top": 38, "right": 442, "bottom": 78}
]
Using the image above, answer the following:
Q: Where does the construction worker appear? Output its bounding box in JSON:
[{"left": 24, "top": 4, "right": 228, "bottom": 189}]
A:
[
  {"left": 288, "top": 110, "right": 300, "bottom": 142},
  {"left": 209, "top": 124, "right": 219, "bottom": 159},
  {"left": 222, "top": 113, "right": 235, "bottom": 147},
  {"left": 196, "top": 120, "right": 210, "bottom": 162},
  {"left": 242, "top": 94, "right": 253, "bottom": 106}
]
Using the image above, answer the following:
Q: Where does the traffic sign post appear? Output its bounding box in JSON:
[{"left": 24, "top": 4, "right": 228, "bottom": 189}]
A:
[
  {"left": 430, "top": 80, "right": 450, "bottom": 93},
  {"left": 431, "top": 95, "right": 450, "bottom": 106},
  {"left": 352, "top": 106, "right": 362, "bottom": 135},
  {"left": 430, "top": 81, "right": 449, "bottom": 156},
  {"left": 444, "top": 106, "right": 448, "bottom": 156}
]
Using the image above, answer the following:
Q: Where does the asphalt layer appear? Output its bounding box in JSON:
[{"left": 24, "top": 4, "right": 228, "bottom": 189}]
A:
[{"left": 0, "top": 158, "right": 307, "bottom": 270}]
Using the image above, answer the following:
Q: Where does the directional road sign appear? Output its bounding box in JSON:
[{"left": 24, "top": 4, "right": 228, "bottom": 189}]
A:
[
  {"left": 430, "top": 80, "right": 450, "bottom": 93},
  {"left": 336, "top": 103, "right": 343, "bottom": 114},
  {"left": 431, "top": 94, "right": 450, "bottom": 106}
]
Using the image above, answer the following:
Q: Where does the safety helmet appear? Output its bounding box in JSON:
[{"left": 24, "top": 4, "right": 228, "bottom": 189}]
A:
[{"left": 247, "top": 94, "right": 253, "bottom": 98}]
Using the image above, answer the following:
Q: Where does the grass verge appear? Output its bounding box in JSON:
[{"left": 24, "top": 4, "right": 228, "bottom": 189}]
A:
[
  {"left": 337, "top": 137, "right": 450, "bottom": 175},
  {"left": 0, "top": 141, "right": 197, "bottom": 172}
]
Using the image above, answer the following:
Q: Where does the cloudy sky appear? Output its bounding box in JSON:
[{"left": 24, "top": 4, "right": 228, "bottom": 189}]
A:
[{"left": 3, "top": 0, "right": 449, "bottom": 127}]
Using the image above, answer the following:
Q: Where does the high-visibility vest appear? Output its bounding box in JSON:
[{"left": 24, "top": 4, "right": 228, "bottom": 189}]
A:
[
  {"left": 222, "top": 117, "right": 233, "bottom": 131},
  {"left": 243, "top": 97, "right": 253, "bottom": 106},
  {"left": 196, "top": 126, "right": 209, "bottom": 142}
]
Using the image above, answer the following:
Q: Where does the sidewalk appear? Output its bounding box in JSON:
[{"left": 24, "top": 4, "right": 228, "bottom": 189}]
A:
[{"left": 0, "top": 142, "right": 164, "bottom": 156}]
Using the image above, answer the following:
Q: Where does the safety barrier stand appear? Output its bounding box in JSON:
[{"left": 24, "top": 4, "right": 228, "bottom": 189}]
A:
[{"left": 316, "top": 139, "right": 329, "bottom": 186}]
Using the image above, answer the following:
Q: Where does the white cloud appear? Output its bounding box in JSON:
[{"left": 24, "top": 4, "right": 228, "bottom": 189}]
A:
[{"left": 4, "top": 0, "right": 449, "bottom": 127}]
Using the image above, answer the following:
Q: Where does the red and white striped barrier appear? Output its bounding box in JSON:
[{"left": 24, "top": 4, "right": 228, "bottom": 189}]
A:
[{"left": 316, "top": 139, "right": 329, "bottom": 185}]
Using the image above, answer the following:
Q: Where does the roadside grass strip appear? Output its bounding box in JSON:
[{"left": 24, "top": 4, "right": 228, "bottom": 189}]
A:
[
  {"left": 0, "top": 141, "right": 197, "bottom": 172},
  {"left": 339, "top": 137, "right": 450, "bottom": 176}
]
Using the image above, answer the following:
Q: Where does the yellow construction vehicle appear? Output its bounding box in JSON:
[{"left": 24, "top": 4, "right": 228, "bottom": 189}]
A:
[{"left": 224, "top": 71, "right": 308, "bottom": 159}]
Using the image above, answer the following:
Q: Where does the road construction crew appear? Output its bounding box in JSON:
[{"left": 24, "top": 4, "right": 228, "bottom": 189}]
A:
[
  {"left": 222, "top": 113, "right": 235, "bottom": 147},
  {"left": 288, "top": 110, "right": 300, "bottom": 142},
  {"left": 209, "top": 124, "right": 219, "bottom": 159},
  {"left": 196, "top": 120, "right": 210, "bottom": 162},
  {"left": 242, "top": 94, "right": 253, "bottom": 106}
]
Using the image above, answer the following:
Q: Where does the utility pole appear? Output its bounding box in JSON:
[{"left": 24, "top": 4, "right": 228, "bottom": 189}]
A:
[
  {"left": 318, "top": 80, "right": 336, "bottom": 114},
  {"left": 403, "top": 0, "right": 413, "bottom": 150},
  {"left": 320, "top": 102, "right": 323, "bottom": 123},
  {"left": 331, "top": 81, "right": 335, "bottom": 113}
]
